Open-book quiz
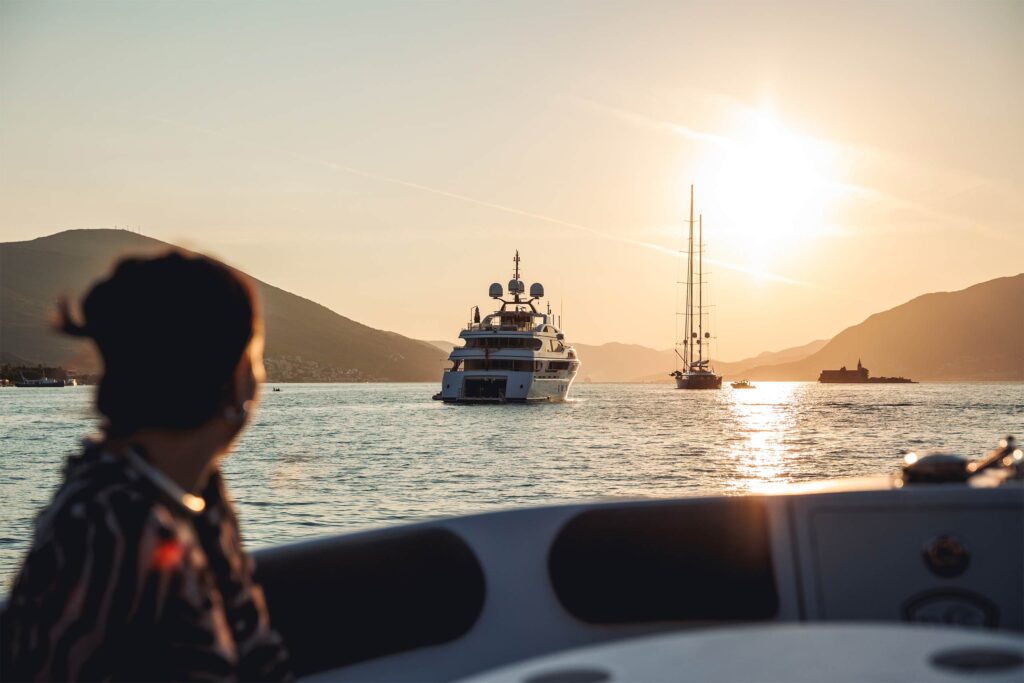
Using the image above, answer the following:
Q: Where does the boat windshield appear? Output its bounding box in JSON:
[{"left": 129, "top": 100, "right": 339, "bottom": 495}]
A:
[{"left": 467, "top": 310, "right": 540, "bottom": 332}]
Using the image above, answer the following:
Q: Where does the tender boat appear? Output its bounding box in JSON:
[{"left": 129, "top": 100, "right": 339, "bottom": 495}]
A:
[
  {"left": 14, "top": 374, "right": 74, "bottom": 388},
  {"left": 240, "top": 435, "right": 1022, "bottom": 682},
  {"left": 731, "top": 379, "right": 756, "bottom": 389},
  {"left": 438, "top": 252, "right": 580, "bottom": 404},
  {"left": 671, "top": 185, "right": 722, "bottom": 390}
]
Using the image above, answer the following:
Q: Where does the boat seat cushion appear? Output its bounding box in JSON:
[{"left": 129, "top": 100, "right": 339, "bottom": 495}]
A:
[
  {"left": 548, "top": 499, "right": 778, "bottom": 623},
  {"left": 254, "top": 527, "right": 485, "bottom": 676}
]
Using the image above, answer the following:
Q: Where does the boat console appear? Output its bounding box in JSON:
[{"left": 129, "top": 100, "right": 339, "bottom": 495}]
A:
[{"left": 251, "top": 437, "right": 1024, "bottom": 681}]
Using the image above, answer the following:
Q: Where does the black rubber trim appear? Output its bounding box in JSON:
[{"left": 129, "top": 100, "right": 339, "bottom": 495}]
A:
[
  {"left": 254, "top": 526, "right": 485, "bottom": 675},
  {"left": 548, "top": 499, "right": 778, "bottom": 623}
]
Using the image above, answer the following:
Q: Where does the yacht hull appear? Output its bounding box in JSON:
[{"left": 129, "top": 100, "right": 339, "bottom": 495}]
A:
[
  {"left": 675, "top": 372, "right": 723, "bottom": 390},
  {"left": 440, "top": 370, "right": 576, "bottom": 403}
]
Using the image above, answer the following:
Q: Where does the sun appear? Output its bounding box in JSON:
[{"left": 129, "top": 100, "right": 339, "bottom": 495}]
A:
[{"left": 700, "top": 110, "right": 841, "bottom": 268}]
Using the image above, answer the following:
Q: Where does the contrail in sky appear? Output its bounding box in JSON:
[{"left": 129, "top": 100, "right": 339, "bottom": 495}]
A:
[
  {"left": 149, "top": 115, "right": 812, "bottom": 287},
  {"left": 570, "top": 95, "right": 1023, "bottom": 245},
  {"left": 568, "top": 96, "right": 737, "bottom": 149}
]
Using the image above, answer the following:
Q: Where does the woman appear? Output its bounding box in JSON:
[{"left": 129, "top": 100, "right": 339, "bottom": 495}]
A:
[{"left": 1, "top": 252, "right": 291, "bottom": 681}]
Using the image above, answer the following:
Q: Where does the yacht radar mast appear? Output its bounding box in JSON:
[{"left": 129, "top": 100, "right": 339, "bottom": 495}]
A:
[{"left": 513, "top": 250, "right": 521, "bottom": 306}]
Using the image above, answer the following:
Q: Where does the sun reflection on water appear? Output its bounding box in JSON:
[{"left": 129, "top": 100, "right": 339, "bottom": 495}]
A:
[{"left": 726, "top": 382, "right": 800, "bottom": 493}]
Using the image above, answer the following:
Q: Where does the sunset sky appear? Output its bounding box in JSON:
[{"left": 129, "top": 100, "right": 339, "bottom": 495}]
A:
[{"left": 2, "top": 0, "right": 1021, "bottom": 360}]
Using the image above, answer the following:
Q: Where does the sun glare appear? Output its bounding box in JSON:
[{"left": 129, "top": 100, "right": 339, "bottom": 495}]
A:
[{"left": 701, "top": 110, "right": 841, "bottom": 270}]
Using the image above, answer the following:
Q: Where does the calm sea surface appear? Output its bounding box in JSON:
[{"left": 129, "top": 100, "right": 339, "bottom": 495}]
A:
[{"left": 1, "top": 382, "right": 1021, "bottom": 589}]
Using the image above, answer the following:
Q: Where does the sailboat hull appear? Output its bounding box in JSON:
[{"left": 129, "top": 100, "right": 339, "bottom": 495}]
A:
[{"left": 674, "top": 372, "right": 723, "bottom": 390}]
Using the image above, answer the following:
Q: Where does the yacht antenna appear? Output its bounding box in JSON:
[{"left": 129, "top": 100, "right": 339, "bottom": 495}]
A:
[{"left": 513, "top": 250, "right": 521, "bottom": 306}]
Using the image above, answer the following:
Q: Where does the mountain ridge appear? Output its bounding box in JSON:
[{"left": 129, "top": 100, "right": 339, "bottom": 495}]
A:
[
  {"left": 3, "top": 230, "right": 1019, "bottom": 383},
  {"left": 0, "top": 229, "right": 447, "bottom": 381},
  {"left": 568, "top": 339, "right": 830, "bottom": 383},
  {"left": 742, "top": 273, "right": 1024, "bottom": 381}
]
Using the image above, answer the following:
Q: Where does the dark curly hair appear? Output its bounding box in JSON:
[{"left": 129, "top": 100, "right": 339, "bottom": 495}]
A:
[{"left": 58, "top": 251, "right": 259, "bottom": 437}]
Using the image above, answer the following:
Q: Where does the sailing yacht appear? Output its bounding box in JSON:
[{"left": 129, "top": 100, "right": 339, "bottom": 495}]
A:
[{"left": 671, "top": 185, "right": 722, "bottom": 390}]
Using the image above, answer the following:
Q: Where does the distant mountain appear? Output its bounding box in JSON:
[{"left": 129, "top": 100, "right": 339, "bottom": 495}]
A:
[
  {"left": 0, "top": 230, "right": 447, "bottom": 381},
  {"left": 571, "top": 339, "right": 829, "bottom": 383},
  {"left": 718, "top": 339, "right": 829, "bottom": 376},
  {"left": 744, "top": 274, "right": 1024, "bottom": 381},
  {"left": 429, "top": 340, "right": 456, "bottom": 354},
  {"left": 0, "top": 350, "right": 34, "bottom": 366},
  {"left": 570, "top": 342, "right": 675, "bottom": 383}
]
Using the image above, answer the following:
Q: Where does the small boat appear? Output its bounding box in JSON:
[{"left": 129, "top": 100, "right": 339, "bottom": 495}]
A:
[
  {"left": 272, "top": 387, "right": 282, "bottom": 392},
  {"left": 731, "top": 379, "right": 755, "bottom": 389},
  {"left": 14, "top": 374, "right": 72, "bottom": 388}
]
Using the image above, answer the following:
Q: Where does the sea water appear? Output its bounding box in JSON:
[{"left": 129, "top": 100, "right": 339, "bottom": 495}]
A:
[{"left": 1, "top": 382, "right": 1021, "bottom": 589}]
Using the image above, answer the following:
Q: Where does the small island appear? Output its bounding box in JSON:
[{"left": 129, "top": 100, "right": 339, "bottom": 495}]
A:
[{"left": 818, "top": 359, "right": 916, "bottom": 384}]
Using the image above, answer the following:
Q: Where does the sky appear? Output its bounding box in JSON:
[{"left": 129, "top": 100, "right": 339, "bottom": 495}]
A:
[{"left": 1, "top": 0, "right": 1021, "bottom": 360}]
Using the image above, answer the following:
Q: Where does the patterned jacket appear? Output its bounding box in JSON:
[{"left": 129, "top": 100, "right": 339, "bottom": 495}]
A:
[{"left": 1, "top": 444, "right": 291, "bottom": 681}]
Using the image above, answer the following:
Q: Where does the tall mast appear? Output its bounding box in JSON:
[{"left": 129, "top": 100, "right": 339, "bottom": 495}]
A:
[
  {"left": 698, "top": 213, "right": 703, "bottom": 365},
  {"left": 686, "top": 185, "right": 695, "bottom": 367}
]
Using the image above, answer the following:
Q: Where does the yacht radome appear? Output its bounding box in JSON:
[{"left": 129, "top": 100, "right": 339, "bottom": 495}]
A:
[{"left": 438, "top": 252, "right": 579, "bottom": 403}]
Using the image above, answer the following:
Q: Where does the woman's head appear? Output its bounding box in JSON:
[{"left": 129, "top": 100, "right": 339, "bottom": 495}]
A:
[{"left": 60, "top": 251, "right": 264, "bottom": 439}]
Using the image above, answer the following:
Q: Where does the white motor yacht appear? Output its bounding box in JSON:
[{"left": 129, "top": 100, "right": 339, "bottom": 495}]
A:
[{"left": 439, "top": 252, "right": 580, "bottom": 404}]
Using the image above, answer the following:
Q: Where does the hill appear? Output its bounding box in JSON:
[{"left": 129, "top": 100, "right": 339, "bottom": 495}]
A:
[
  {"left": 571, "top": 339, "right": 829, "bottom": 383},
  {"left": 744, "top": 274, "right": 1024, "bottom": 381},
  {"left": 570, "top": 342, "right": 674, "bottom": 383},
  {"left": 429, "top": 340, "right": 456, "bottom": 354},
  {"left": 0, "top": 230, "right": 447, "bottom": 381}
]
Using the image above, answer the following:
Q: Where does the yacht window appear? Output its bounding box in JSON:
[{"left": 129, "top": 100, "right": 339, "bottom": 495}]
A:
[
  {"left": 464, "top": 359, "right": 535, "bottom": 372},
  {"left": 465, "top": 337, "right": 536, "bottom": 349}
]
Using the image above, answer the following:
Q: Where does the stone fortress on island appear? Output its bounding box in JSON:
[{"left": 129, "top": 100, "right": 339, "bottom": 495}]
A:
[{"left": 818, "top": 359, "right": 916, "bottom": 384}]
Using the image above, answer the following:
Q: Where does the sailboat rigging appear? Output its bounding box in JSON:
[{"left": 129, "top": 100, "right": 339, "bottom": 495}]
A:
[{"left": 671, "top": 185, "right": 723, "bottom": 390}]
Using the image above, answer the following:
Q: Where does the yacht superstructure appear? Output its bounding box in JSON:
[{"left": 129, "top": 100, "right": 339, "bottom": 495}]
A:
[{"left": 439, "top": 252, "right": 579, "bottom": 403}]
